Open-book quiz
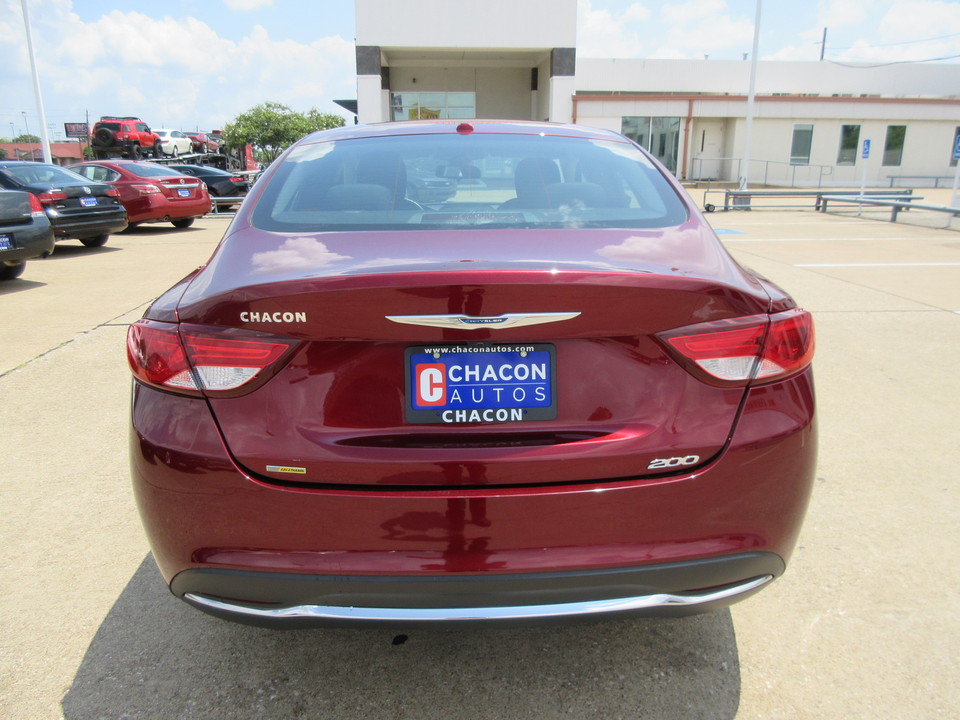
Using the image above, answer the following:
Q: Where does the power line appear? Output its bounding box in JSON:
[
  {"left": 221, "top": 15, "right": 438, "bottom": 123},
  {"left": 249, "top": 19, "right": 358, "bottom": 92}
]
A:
[
  {"left": 828, "top": 54, "right": 960, "bottom": 68},
  {"left": 831, "top": 31, "right": 960, "bottom": 51}
]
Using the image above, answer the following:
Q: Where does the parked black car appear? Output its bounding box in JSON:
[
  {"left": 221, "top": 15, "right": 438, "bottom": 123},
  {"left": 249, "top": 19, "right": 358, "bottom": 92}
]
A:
[
  {"left": 167, "top": 164, "right": 250, "bottom": 207},
  {"left": 0, "top": 162, "right": 128, "bottom": 247},
  {"left": 0, "top": 189, "right": 55, "bottom": 280}
]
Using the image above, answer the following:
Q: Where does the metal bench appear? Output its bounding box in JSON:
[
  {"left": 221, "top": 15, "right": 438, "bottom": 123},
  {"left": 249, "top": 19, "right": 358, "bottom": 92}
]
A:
[
  {"left": 819, "top": 195, "right": 959, "bottom": 223},
  {"left": 703, "top": 188, "right": 914, "bottom": 212},
  {"left": 210, "top": 197, "right": 245, "bottom": 213}
]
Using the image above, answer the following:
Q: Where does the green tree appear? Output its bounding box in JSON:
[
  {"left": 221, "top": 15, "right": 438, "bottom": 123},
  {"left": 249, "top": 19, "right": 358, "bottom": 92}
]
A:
[
  {"left": 221, "top": 102, "right": 345, "bottom": 164},
  {"left": 12, "top": 134, "right": 40, "bottom": 143}
]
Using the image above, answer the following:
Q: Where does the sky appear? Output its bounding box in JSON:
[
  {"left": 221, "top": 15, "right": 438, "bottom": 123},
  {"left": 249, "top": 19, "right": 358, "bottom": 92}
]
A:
[{"left": 2, "top": 0, "right": 960, "bottom": 141}]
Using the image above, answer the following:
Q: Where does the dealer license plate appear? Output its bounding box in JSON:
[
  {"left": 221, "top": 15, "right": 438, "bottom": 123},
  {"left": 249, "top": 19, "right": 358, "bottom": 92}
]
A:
[
  {"left": 0, "top": 234, "right": 12, "bottom": 251},
  {"left": 177, "top": 188, "right": 191, "bottom": 197},
  {"left": 79, "top": 196, "right": 97, "bottom": 207},
  {"left": 405, "top": 343, "right": 556, "bottom": 424}
]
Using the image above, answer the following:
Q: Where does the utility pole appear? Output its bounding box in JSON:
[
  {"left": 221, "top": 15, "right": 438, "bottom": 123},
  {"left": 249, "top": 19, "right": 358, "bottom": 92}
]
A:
[{"left": 819, "top": 27, "right": 827, "bottom": 61}]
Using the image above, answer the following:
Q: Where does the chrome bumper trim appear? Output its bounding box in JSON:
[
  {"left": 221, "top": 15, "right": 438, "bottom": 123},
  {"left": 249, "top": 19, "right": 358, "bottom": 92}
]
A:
[{"left": 184, "top": 574, "right": 773, "bottom": 623}]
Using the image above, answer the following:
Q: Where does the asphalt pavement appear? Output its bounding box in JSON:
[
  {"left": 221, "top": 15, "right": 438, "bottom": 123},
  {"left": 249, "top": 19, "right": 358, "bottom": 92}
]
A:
[{"left": 1, "top": 202, "right": 958, "bottom": 719}]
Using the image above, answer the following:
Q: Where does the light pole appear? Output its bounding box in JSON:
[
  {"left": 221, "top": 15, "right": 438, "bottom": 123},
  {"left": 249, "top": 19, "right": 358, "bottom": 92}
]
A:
[
  {"left": 19, "top": 0, "right": 52, "bottom": 163},
  {"left": 21, "top": 111, "right": 30, "bottom": 137},
  {"left": 740, "top": 0, "right": 762, "bottom": 191}
]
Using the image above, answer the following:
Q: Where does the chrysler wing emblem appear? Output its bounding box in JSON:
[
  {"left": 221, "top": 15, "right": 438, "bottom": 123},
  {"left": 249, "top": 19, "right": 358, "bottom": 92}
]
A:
[{"left": 385, "top": 312, "right": 580, "bottom": 330}]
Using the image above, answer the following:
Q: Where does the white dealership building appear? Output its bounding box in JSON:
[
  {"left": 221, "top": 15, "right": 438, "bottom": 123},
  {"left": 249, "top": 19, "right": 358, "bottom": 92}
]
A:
[{"left": 353, "top": 0, "right": 960, "bottom": 187}]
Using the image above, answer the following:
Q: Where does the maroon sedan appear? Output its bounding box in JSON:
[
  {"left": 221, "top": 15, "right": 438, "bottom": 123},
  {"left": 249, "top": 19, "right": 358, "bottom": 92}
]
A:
[
  {"left": 70, "top": 160, "right": 210, "bottom": 229},
  {"left": 127, "top": 120, "right": 816, "bottom": 627}
]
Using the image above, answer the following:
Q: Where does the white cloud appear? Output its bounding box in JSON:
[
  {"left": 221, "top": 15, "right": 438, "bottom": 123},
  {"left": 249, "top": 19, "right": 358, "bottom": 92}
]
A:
[
  {"left": 877, "top": 1, "right": 960, "bottom": 53},
  {"left": 3, "top": 0, "right": 355, "bottom": 134},
  {"left": 815, "top": 0, "right": 872, "bottom": 29},
  {"left": 577, "top": 0, "right": 650, "bottom": 58},
  {"left": 651, "top": 0, "right": 756, "bottom": 59},
  {"left": 251, "top": 237, "right": 350, "bottom": 274},
  {"left": 824, "top": 1, "right": 960, "bottom": 63},
  {"left": 224, "top": 0, "right": 275, "bottom": 10}
]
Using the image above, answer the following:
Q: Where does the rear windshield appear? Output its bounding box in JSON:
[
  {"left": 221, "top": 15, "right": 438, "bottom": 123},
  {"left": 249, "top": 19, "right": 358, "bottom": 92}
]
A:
[
  {"left": 251, "top": 132, "right": 688, "bottom": 232},
  {"left": 0, "top": 164, "right": 88, "bottom": 185},
  {"left": 125, "top": 164, "right": 188, "bottom": 178},
  {"left": 174, "top": 166, "right": 227, "bottom": 177}
]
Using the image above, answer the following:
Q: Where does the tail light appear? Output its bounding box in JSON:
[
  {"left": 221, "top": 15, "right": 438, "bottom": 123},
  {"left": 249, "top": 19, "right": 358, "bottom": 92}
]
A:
[
  {"left": 36, "top": 190, "right": 68, "bottom": 204},
  {"left": 126, "top": 320, "right": 299, "bottom": 397},
  {"left": 28, "top": 193, "right": 45, "bottom": 216},
  {"left": 658, "top": 309, "right": 814, "bottom": 387},
  {"left": 105, "top": 188, "right": 121, "bottom": 198},
  {"left": 131, "top": 184, "right": 161, "bottom": 195}
]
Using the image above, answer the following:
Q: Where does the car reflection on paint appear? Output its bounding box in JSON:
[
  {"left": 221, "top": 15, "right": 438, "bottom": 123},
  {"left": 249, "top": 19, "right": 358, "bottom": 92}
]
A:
[{"left": 127, "top": 120, "right": 816, "bottom": 628}]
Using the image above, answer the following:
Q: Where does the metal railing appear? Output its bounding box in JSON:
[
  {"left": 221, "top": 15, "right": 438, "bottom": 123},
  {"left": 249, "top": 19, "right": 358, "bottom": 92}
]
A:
[
  {"left": 689, "top": 157, "right": 835, "bottom": 188},
  {"left": 210, "top": 197, "right": 245, "bottom": 213}
]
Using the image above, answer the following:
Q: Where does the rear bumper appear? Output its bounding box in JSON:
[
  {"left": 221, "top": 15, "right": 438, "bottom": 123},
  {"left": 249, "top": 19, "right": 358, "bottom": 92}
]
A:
[
  {"left": 175, "top": 553, "right": 781, "bottom": 628},
  {"left": 48, "top": 209, "right": 127, "bottom": 239},
  {"left": 130, "top": 370, "right": 816, "bottom": 626},
  {"left": 125, "top": 194, "right": 210, "bottom": 223},
  {"left": 0, "top": 223, "right": 55, "bottom": 264}
]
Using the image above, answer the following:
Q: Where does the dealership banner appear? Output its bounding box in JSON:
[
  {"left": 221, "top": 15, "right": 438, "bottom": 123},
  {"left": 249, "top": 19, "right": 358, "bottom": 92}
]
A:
[{"left": 64, "top": 123, "right": 88, "bottom": 139}]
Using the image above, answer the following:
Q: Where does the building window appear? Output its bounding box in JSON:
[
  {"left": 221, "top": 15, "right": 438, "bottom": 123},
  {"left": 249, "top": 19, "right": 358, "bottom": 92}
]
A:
[
  {"left": 837, "top": 125, "right": 860, "bottom": 166},
  {"left": 882, "top": 125, "right": 906, "bottom": 166},
  {"left": 391, "top": 92, "right": 475, "bottom": 121},
  {"left": 790, "top": 124, "right": 814, "bottom": 165},
  {"left": 951, "top": 126, "right": 960, "bottom": 167},
  {"left": 621, "top": 116, "right": 680, "bottom": 174}
]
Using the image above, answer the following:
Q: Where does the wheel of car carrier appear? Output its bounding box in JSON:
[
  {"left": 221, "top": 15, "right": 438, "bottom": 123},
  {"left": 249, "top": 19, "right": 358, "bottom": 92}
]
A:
[
  {"left": 171, "top": 218, "right": 194, "bottom": 229},
  {"left": 79, "top": 234, "right": 108, "bottom": 248},
  {"left": 0, "top": 261, "right": 26, "bottom": 280}
]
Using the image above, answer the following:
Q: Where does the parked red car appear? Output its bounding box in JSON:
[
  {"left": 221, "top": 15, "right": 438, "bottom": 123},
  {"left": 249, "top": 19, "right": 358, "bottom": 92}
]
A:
[
  {"left": 70, "top": 160, "right": 211, "bottom": 228},
  {"left": 90, "top": 116, "right": 161, "bottom": 159},
  {"left": 186, "top": 132, "right": 218, "bottom": 153},
  {"left": 127, "top": 120, "right": 816, "bottom": 627}
]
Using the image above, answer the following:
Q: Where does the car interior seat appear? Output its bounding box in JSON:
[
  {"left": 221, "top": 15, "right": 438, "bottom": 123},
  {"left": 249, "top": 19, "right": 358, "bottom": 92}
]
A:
[{"left": 499, "top": 158, "right": 561, "bottom": 209}]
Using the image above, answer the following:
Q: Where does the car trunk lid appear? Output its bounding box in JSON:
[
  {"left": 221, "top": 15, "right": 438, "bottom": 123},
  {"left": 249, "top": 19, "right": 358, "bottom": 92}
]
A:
[{"left": 171, "top": 224, "right": 772, "bottom": 488}]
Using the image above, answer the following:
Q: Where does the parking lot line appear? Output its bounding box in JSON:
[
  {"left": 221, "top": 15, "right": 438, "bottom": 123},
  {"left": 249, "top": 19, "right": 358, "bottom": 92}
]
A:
[{"left": 795, "top": 262, "right": 960, "bottom": 267}]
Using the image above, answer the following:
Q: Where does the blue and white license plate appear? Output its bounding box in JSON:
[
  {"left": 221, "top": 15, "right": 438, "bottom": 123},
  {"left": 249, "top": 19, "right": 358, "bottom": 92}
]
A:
[
  {"left": 79, "top": 196, "right": 97, "bottom": 207},
  {"left": 405, "top": 343, "right": 556, "bottom": 424},
  {"left": 0, "top": 233, "right": 12, "bottom": 251},
  {"left": 177, "top": 188, "right": 191, "bottom": 197}
]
